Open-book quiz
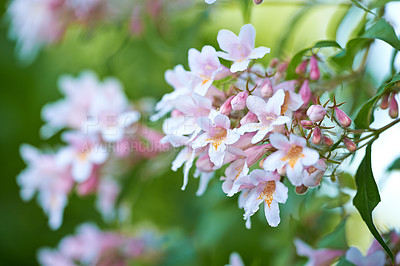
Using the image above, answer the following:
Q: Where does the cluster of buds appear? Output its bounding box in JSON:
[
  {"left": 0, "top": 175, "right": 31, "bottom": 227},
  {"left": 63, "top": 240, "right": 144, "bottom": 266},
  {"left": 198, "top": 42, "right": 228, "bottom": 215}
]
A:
[
  {"left": 18, "top": 71, "right": 167, "bottom": 229},
  {"left": 39, "top": 223, "right": 161, "bottom": 266},
  {"left": 295, "top": 230, "right": 400, "bottom": 266},
  {"left": 380, "top": 90, "right": 399, "bottom": 119},
  {"left": 154, "top": 24, "right": 356, "bottom": 228}
]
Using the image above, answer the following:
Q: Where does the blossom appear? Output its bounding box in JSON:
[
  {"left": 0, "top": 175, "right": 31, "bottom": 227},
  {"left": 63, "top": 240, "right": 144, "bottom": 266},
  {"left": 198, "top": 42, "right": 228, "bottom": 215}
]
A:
[
  {"left": 263, "top": 133, "right": 319, "bottom": 186},
  {"left": 217, "top": 24, "right": 270, "bottom": 72},
  {"left": 56, "top": 131, "right": 108, "bottom": 183},
  {"left": 302, "top": 159, "right": 326, "bottom": 187},
  {"left": 238, "top": 90, "right": 290, "bottom": 144},
  {"left": 96, "top": 178, "right": 120, "bottom": 221},
  {"left": 205, "top": 0, "right": 216, "bottom": 4},
  {"left": 192, "top": 113, "right": 240, "bottom": 167},
  {"left": 18, "top": 144, "right": 73, "bottom": 230},
  {"left": 188, "top": 45, "right": 227, "bottom": 93},
  {"left": 345, "top": 247, "right": 386, "bottom": 266},
  {"left": 241, "top": 169, "right": 288, "bottom": 227},
  {"left": 294, "top": 238, "right": 345, "bottom": 266}
]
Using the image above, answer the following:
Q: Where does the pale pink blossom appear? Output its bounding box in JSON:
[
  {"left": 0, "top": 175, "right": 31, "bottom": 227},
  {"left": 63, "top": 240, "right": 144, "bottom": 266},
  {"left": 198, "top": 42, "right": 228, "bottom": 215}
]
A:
[
  {"left": 217, "top": 24, "right": 270, "bottom": 72},
  {"left": 302, "top": 159, "right": 326, "bottom": 187},
  {"left": 345, "top": 247, "right": 385, "bottom": 266},
  {"left": 96, "top": 178, "right": 120, "bottom": 221},
  {"left": 307, "top": 105, "right": 326, "bottom": 123},
  {"left": 263, "top": 133, "right": 319, "bottom": 186},
  {"left": 225, "top": 252, "right": 244, "bottom": 266},
  {"left": 241, "top": 169, "right": 288, "bottom": 227},
  {"left": 294, "top": 238, "right": 345, "bottom": 266},
  {"left": 238, "top": 90, "right": 290, "bottom": 144},
  {"left": 192, "top": 113, "right": 240, "bottom": 167}
]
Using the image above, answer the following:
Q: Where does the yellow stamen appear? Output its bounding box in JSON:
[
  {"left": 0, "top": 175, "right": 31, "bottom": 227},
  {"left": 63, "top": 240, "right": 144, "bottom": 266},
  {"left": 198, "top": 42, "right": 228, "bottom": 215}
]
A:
[
  {"left": 257, "top": 180, "right": 276, "bottom": 208},
  {"left": 280, "top": 144, "right": 304, "bottom": 168},
  {"left": 281, "top": 91, "right": 290, "bottom": 115},
  {"left": 206, "top": 127, "right": 227, "bottom": 151}
]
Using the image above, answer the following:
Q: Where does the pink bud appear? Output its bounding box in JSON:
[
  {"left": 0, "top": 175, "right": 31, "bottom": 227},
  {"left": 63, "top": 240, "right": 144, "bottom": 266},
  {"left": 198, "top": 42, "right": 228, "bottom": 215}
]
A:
[
  {"left": 299, "top": 80, "right": 311, "bottom": 107},
  {"left": 240, "top": 111, "right": 258, "bottom": 125},
  {"left": 380, "top": 94, "right": 390, "bottom": 110},
  {"left": 301, "top": 120, "right": 313, "bottom": 129},
  {"left": 245, "top": 144, "right": 273, "bottom": 166},
  {"left": 310, "top": 55, "right": 320, "bottom": 80},
  {"left": 307, "top": 105, "right": 326, "bottom": 123},
  {"left": 253, "top": 0, "right": 263, "bottom": 4},
  {"left": 130, "top": 7, "right": 144, "bottom": 36},
  {"left": 296, "top": 60, "right": 309, "bottom": 75},
  {"left": 389, "top": 93, "right": 399, "bottom": 119},
  {"left": 334, "top": 107, "right": 352, "bottom": 128},
  {"left": 343, "top": 137, "right": 357, "bottom": 152},
  {"left": 323, "top": 135, "right": 333, "bottom": 146},
  {"left": 260, "top": 79, "right": 274, "bottom": 98},
  {"left": 231, "top": 91, "right": 248, "bottom": 111},
  {"left": 269, "top": 58, "right": 279, "bottom": 68},
  {"left": 220, "top": 96, "right": 234, "bottom": 115},
  {"left": 312, "top": 126, "right": 322, "bottom": 145}
]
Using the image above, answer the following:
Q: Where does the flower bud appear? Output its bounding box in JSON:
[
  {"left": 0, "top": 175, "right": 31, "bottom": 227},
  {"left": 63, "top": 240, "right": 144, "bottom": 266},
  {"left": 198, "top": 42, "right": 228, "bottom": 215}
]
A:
[
  {"left": 323, "top": 135, "right": 333, "bottom": 146},
  {"left": 231, "top": 91, "right": 248, "bottom": 111},
  {"left": 299, "top": 80, "right": 311, "bottom": 107},
  {"left": 310, "top": 55, "right": 320, "bottom": 80},
  {"left": 343, "top": 137, "right": 356, "bottom": 152},
  {"left": 240, "top": 111, "right": 258, "bottom": 125},
  {"left": 301, "top": 120, "right": 313, "bottom": 129},
  {"left": 334, "top": 107, "right": 352, "bottom": 128},
  {"left": 269, "top": 58, "right": 279, "bottom": 68},
  {"left": 380, "top": 93, "right": 390, "bottom": 110},
  {"left": 312, "top": 126, "right": 322, "bottom": 145},
  {"left": 245, "top": 144, "right": 272, "bottom": 166},
  {"left": 260, "top": 79, "right": 274, "bottom": 98},
  {"left": 220, "top": 96, "right": 234, "bottom": 115},
  {"left": 253, "top": 0, "right": 263, "bottom": 4},
  {"left": 389, "top": 93, "right": 399, "bottom": 119},
  {"left": 307, "top": 105, "right": 326, "bottom": 123},
  {"left": 295, "top": 185, "right": 308, "bottom": 195},
  {"left": 295, "top": 60, "right": 309, "bottom": 75}
]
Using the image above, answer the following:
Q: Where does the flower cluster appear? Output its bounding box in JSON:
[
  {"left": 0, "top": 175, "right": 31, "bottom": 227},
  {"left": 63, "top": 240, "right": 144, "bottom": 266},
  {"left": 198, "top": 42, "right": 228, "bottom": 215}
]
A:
[
  {"left": 295, "top": 230, "right": 400, "bottom": 266},
  {"left": 38, "top": 223, "right": 161, "bottom": 266},
  {"left": 155, "top": 24, "right": 357, "bottom": 228},
  {"left": 380, "top": 90, "right": 399, "bottom": 119},
  {"left": 18, "top": 71, "right": 167, "bottom": 229}
]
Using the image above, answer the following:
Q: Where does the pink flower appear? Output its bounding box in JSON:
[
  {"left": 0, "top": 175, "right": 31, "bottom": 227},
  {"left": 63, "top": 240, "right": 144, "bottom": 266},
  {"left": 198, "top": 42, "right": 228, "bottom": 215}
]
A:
[
  {"left": 263, "top": 133, "right": 319, "bottom": 186},
  {"left": 309, "top": 55, "right": 320, "bottom": 80},
  {"left": 192, "top": 113, "right": 240, "bottom": 167},
  {"left": 294, "top": 238, "right": 345, "bottom": 266},
  {"left": 96, "top": 178, "right": 120, "bottom": 221},
  {"left": 238, "top": 90, "right": 290, "bottom": 144},
  {"left": 345, "top": 247, "right": 386, "bottom": 266},
  {"left": 302, "top": 159, "right": 326, "bottom": 187},
  {"left": 188, "top": 45, "right": 227, "bottom": 93},
  {"left": 18, "top": 144, "right": 74, "bottom": 229},
  {"left": 241, "top": 169, "right": 288, "bottom": 227},
  {"left": 57, "top": 131, "right": 108, "bottom": 183},
  {"left": 217, "top": 24, "right": 270, "bottom": 72}
]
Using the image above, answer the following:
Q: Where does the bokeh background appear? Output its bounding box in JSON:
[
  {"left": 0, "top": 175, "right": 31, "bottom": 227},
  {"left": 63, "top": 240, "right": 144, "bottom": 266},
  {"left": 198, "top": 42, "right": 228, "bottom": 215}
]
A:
[{"left": 1, "top": 0, "right": 400, "bottom": 265}]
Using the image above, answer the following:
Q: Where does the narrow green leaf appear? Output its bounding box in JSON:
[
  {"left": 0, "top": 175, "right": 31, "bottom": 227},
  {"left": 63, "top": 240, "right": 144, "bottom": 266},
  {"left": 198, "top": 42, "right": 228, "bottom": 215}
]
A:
[
  {"left": 317, "top": 218, "right": 348, "bottom": 250},
  {"left": 353, "top": 95, "right": 379, "bottom": 129},
  {"left": 314, "top": 40, "right": 342, "bottom": 49},
  {"left": 353, "top": 144, "right": 394, "bottom": 261},
  {"left": 350, "top": 0, "right": 376, "bottom": 15},
  {"left": 362, "top": 19, "right": 400, "bottom": 51},
  {"left": 387, "top": 157, "right": 400, "bottom": 172}
]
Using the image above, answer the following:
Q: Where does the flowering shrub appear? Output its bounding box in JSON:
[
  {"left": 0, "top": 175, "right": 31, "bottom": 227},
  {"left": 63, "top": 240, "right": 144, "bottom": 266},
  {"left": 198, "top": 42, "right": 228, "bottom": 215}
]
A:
[{"left": 7, "top": 0, "right": 400, "bottom": 265}]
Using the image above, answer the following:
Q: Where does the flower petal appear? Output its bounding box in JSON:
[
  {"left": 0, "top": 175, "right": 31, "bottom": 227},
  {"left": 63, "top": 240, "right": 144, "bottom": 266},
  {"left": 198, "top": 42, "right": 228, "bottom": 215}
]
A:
[
  {"left": 246, "top": 95, "right": 267, "bottom": 116},
  {"left": 249, "top": 46, "right": 270, "bottom": 59},
  {"left": 217, "top": 29, "right": 238, "bottom": 53},
  {"left": 269, "top": 133, "right": 289, "bottom": 149},
  {"left": 266, "top": 89, "right": 285, "bottom": 115},
  {"left": 301, "top": 147, "right": 319, "bottom": 166},
  {"left": 264, "top": 200, "right": 280, "bottom": 227},
  {"left": 263, "top": 150, "right": 286, "bottom": 171}
]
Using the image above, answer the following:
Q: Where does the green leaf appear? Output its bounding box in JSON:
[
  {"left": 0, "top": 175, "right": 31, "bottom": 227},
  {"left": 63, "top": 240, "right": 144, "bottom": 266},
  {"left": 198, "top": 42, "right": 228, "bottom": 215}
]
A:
[
  {"left": 353, "top": 95, "right": 379, "bottom": 129},
  {"left": 317, "top": 218, "right": 348, "bottom": 250},
  {"left": 362, "top": 19, "right": 400, "bottom": 51},
  {"left": 353, "top": 144, "right": 394, "bottom": 261},
  {"left": 314, "top": 40, "right": 342, "bottom": 49},
  {"left": 350, "top": 0, "right": 376, "bottom": 15},
  {"left": 387, "top": 157, "right": 400, "bottom": 172},
  {"left": 354, "top": 73, "right": 400, "bottom": 128}
]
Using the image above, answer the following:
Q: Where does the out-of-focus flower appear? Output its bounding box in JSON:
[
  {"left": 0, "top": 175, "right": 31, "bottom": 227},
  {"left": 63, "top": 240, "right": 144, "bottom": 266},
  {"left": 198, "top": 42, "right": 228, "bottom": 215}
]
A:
[
  {"left": 294, "top": 238, "right": 345, "bottom": 266},
  {"left": 217, "top": 24, "right": 270, "bottom": 72},
  {"left": 345, "top": 247, "right": 386, "bottom": 266},
  {"left": 225, "top": 252, "right": 245, "bottom": 266}
]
